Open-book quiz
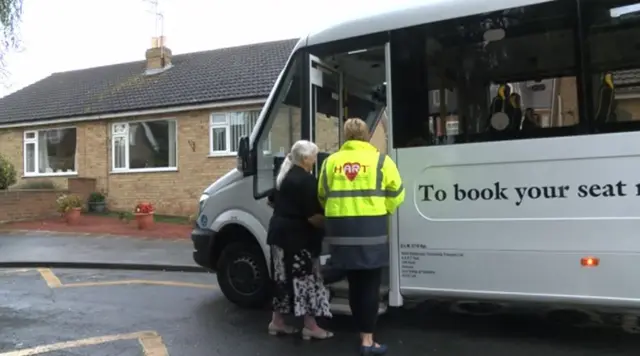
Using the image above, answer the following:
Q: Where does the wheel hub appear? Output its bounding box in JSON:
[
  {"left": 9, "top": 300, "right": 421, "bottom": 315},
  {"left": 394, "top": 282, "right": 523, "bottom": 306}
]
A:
[{"left": 227, "top": 256, "right": 261, "bottom": 296}]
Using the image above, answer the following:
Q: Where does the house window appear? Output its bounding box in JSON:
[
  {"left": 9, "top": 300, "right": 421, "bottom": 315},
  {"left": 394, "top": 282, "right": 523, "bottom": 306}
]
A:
[
  {"left": 23, "top": 128, "right": 77, "bottom": 176},
  {"left": 209, "top": 110, "right": 270, "bottom": 155},
  {"left": 432, "top": 90, "right": 449, "bottom": 107},
  {"left": 111, "top": 119, "right": 178, "bottom": 172}
]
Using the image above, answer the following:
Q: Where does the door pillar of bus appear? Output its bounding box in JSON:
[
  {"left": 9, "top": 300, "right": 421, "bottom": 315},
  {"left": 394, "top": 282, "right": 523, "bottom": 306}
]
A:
[
  {"left": 308, "top": 55, "right": 344, "bottom": 175},
  {"left": 384, "top": 41, "right": 402, "bottom": 308}
]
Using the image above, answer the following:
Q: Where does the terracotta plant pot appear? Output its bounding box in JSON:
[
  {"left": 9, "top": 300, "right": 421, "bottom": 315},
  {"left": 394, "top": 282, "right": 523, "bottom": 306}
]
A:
[
  {"left": 135, "top": 212, "right": 154, "bottom": 230},
  {"left": 65, "top": 207, "right": 82, "bottom": 225}
]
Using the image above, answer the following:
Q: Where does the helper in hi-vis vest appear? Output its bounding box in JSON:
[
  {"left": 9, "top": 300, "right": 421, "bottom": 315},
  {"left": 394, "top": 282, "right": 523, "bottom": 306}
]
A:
[{"left": 318, "top": 118, "right": 405, "bottom": 356}]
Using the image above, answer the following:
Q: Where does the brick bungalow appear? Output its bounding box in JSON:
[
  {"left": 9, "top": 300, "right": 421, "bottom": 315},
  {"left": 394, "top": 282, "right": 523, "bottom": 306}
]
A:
[{"left": 0, "top": 38, "right": 387, "bottom": 216}]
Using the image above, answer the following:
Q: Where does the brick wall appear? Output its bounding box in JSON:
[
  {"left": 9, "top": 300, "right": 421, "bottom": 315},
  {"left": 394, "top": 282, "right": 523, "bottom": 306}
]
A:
[
  {"left": 68, "top": 178, "right": 97, "bottom": 210},
  {"left": 104, "top": 108, "right": 247, "bottom": 215},
  {"left": 0, "top": 190, "right": 60, "bottom": 224},
  {"left": 0, "top": 178, "right": 96, "bottom": 224}
]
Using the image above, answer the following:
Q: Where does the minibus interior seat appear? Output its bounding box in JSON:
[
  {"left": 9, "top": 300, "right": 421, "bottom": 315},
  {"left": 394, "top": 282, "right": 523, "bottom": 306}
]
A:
[
  {"left": 487, "top": 84, "right": 512, "bottom": 131},
  {"left": 595, "top": 72, "right": 617, "bottom": 124},
  {"left": 507, "top": 92, "right": 523, "bottom": 131}
]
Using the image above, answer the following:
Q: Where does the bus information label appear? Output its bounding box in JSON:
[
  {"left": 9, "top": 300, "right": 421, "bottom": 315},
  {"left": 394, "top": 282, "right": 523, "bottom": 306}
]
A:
[
  {"left": 399, "top": 243, "right": 434, "bottom": 278},
  {"left": 399, "top": 244, "right": 466, "bottom": 279}
]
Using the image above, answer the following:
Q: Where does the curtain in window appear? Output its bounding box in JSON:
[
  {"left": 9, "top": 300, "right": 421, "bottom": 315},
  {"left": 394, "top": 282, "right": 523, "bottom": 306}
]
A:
[
  {"left": 113, "top": 136, "right": 127, "bottom": 169},
  {"left": 38, "top": 133, "right": 50, "bottom": 173},
  {"left": 25, "top": 143, "right": 35, "bottom": 173},
  {"left": 230, "top": 111, "right": 260, "bottom": 152},
  {"left": 168, "top": 121, "right": 177, "bottom": 166}
]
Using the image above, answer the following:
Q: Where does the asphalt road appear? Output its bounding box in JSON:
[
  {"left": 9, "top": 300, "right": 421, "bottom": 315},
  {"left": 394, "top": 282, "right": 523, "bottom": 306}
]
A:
[
  {"left": 0, "top": 232, "right": 198, "bottom": 269},
  {"left": 0, "top": 268, "right": 639, "bottom": 356}
]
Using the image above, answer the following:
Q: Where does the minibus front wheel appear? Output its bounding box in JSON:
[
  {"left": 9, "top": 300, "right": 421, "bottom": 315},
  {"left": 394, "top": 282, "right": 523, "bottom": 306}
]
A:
[{"left": 217, "top": 240, "right": 269, "bottom": 308}]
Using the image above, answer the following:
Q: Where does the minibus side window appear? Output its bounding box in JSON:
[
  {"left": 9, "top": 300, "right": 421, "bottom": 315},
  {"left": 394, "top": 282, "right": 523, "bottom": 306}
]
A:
[
  {"left": 390, "top": 1, "right": 580, "bottom": 148},
  {"left": 254, "top": 54, "right": 304, "bottom": 198},
  {"left": 583, "top": 0, "right": 640, "bottom": 133}
]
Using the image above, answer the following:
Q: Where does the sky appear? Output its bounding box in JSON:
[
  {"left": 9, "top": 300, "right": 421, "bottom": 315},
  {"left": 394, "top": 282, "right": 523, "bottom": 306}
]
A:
[{"left": 0, "top": 0, "right": 425, "bottom": 97}]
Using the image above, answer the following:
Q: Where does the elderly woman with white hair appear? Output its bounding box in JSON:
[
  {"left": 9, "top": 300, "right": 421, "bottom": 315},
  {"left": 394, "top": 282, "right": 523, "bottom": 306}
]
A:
[{"left": 266, "top": 140, "right": 333, "bottom": 340}]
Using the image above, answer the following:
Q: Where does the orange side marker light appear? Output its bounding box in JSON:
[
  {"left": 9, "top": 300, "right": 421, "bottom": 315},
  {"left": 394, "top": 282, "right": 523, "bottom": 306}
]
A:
[{"left": 581, "top": 256, "right": 600, "bottom": 267}]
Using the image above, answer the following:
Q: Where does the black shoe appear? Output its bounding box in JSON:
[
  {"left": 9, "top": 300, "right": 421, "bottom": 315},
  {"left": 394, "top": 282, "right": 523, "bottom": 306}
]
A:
[{"left": 360, "top": 343, "right": 388, "bottom": 355}]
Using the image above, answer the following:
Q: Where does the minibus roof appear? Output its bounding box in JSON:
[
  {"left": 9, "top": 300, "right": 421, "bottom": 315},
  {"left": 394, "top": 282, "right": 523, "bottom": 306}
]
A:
[{"left": 296, "top": 0, "right": 555, "bottom": 49}]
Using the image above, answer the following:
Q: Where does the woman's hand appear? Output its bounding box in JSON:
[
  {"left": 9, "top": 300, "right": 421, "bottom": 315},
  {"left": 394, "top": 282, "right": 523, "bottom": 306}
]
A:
[{"left": 307, "top": 214, "right": 324, "bottom": 228}]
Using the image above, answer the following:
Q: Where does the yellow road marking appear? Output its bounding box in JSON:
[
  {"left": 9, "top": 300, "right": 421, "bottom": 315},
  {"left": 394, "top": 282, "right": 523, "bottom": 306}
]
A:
[
  {"left": 60, "top": 279, "right": 217, "bottom": 289},
  {"left": 36, "top": 268, "right": 62, "bottom": 288},
  {"left": 33, "top": 268, "right": 217, "bottom": 290},
  {"left": 139, "top": 331, "right": 170, "bottom": 355},
  {"left": 0, "top": 330, "right": 168, "bottom": 356},
  {"left": 0, "top": 268, "right": 217, "bottom": 290}
]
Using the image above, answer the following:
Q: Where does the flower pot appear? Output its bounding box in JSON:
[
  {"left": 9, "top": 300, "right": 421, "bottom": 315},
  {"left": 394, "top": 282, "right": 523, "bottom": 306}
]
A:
[
  {"left": 65, "top": 207, "right": 82, "bottom": 225},
  {"left": 89, "top": 201, "right": 106, "bottom": 213},
  {"left": 135, "top": 212, "right": 154, "bottom": 230}
]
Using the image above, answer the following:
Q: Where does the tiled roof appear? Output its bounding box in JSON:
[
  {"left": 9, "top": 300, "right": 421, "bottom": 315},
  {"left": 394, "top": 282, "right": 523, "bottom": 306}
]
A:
[{"left": 0, "top": 38, "right": 299, "bottom": 125}]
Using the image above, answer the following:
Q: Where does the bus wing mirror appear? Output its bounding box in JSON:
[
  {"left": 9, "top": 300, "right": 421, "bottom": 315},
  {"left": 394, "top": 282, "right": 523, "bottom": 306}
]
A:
[{"left": 236, "top": 136, "right": 251, "bottom": 172}]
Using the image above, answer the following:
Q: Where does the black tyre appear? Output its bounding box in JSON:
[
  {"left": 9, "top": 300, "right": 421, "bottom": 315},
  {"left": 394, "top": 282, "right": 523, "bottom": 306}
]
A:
[{"left": 216, "top": 241, "right": 269, "bottom": 309}]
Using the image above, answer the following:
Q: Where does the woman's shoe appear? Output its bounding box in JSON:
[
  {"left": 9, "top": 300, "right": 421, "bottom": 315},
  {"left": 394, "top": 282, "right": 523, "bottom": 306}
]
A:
[
  {"left": 301, "top": 327, "right": 334, "bottom": 340},
  {"left": 360, "top": 343, "right": 388, "bottom": 355},
  {"left": 268, "top": 322, "right": 299, "bottom": 336}
]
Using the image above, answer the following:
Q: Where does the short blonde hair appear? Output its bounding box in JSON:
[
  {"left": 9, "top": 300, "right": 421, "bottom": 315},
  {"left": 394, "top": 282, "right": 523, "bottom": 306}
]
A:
[{"left": 344, "top": 118, "right": 369, "bottom": 141}]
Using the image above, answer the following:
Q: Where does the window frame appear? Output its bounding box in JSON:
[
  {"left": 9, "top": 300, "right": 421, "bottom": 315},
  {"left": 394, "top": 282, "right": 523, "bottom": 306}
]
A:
[
  {"left": 110, "top": 118, "right": 179, "bottom": 174},
  {"left": 432, "top": 90, "right": 448, "bottom": 107},
  {"left": 209, "top": 110, "right": 271, "bottom": 157},
  {"left": 23, "top": 126, "right": 78, "bottom": 177}
]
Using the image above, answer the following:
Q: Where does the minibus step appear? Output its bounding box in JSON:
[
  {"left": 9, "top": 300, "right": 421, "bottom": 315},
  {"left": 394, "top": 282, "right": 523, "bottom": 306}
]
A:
[{"left": 329, "top": 297, "right": 388, "bottom": 316}]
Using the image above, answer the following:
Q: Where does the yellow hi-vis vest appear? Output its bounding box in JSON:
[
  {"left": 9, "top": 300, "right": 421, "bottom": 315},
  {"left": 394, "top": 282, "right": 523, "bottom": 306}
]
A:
[{"left": 318, "top": 140, "right": 405, "bottom": 249}]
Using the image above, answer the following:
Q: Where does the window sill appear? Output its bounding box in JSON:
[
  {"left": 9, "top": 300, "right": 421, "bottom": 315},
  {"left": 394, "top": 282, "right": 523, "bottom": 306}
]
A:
[
  {"left": 23, "top": 172, "right": 78, "bottom": 178},
  {"left": 208, "top": 151, "right": 272, "bottom": 158},
  {"left": 110, "top": 167, "right": 178, "bottom": 174},
  {"left": 209, "top": 152, "right": 237, "bottom": 158}
]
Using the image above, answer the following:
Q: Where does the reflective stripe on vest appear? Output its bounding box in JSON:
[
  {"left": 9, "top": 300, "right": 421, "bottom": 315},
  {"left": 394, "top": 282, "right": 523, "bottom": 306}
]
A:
[
  {"left": 322, "top": 153, "right": 392, "bottom": 247},
  {"left": 321, "top": 153, "right": 404, "bottom": 199},
  {"left": 324, "top": 215, "right": 388, "bottom": 246}
]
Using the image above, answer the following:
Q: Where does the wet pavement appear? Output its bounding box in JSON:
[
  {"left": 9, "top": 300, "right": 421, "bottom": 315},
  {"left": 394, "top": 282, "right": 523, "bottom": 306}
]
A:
[
  {"left": 1, "top": 268, "right": 640, "bottom": 356},
  {"left": 0, "top": 232, "right": 199, "bottom": 270}
]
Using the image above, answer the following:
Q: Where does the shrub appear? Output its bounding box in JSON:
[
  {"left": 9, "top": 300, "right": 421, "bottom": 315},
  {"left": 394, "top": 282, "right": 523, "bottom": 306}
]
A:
[
  {"left": 88, "top": 192, "right": 106, "bottom": 203},
  {"left": 56, "top": 194, "right": 83, "bottom": 213},
  {"left": 0, "top": 154, "right": 17, "bottom": 190},
  {"left": 118, "top": 211, "right": 133, "bottom": 223},
  {"left": 134, "top": 202, "right": 154, "bottom": 214}
]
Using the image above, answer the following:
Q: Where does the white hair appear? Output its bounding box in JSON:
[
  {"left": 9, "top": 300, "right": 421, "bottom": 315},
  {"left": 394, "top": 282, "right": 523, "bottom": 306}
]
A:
[{"left": 275, "top": 140, "right": 318, "bottom": 189}]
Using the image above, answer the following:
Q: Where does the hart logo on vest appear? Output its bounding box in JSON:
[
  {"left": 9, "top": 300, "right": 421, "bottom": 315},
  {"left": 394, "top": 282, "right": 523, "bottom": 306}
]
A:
[
  {"left": 343, "top": 162, "right": 361, "bottom": 181},
  {"left": 334, "top": 162, "right": 369, "bottom": 181}
]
